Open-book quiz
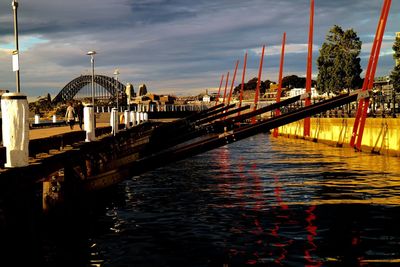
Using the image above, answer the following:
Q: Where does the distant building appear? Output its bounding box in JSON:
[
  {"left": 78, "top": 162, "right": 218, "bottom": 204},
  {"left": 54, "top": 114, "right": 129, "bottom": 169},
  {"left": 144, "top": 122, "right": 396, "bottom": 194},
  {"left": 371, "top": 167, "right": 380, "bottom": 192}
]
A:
[
  {"left": 202, "top": 89, "right": 211, "bottom": 103},
  {"left": 374, "top": 76, "right": 393, "bottom": 96},
  {"left": 138, "top": 84, "right": 147, "bottom": 96},
  {"left": 288, "top": 88, "right": 320, "bottom": 98}
]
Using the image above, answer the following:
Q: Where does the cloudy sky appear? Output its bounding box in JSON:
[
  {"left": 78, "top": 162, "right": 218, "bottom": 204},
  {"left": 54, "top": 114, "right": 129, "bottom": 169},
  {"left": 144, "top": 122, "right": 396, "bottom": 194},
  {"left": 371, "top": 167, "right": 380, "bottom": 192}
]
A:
[{"left": 0, "top": 0, "right": 399, "bottom": 98}]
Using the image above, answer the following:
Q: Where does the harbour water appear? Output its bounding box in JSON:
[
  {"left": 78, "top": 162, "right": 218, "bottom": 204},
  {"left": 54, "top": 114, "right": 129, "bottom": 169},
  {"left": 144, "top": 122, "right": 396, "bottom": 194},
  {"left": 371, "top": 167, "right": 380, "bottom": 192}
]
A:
[{"left": 2, "top": 133, "right": 400, "bottom": 266}]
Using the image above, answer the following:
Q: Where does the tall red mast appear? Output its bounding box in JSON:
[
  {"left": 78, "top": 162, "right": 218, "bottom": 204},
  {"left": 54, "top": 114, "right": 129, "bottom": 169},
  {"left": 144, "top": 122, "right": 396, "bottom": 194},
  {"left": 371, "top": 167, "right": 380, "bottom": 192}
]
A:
[
  {"left": 228, "top": 60, "right": 239, "bottom": 105},
  {"left": 273, "top": 32, "right": 286, "bottom": 138},
  {"left": 252, "top": 44, "right": 265, "bottom": 124},
  {"left": 350, "top": 0, "right": 392, "bottom": 150},
  {"left": 222, "top": 71, "right": 230, "bottom": 104},
  {"left": 238, "top": 52, "right": 248, "bottom": 116},
  {"left": 215, "top": 74, "right": 224, "bottom": 106},
  {"left": 304, "top": 0, "right": 314, "bottom": 136}
]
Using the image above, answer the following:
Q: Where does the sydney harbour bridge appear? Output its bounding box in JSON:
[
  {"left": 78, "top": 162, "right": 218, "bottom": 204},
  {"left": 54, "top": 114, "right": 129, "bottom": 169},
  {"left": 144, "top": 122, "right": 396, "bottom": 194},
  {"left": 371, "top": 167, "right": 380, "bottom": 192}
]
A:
[{"left": 52, "top": 75, "right": 134, "bottom": 104}]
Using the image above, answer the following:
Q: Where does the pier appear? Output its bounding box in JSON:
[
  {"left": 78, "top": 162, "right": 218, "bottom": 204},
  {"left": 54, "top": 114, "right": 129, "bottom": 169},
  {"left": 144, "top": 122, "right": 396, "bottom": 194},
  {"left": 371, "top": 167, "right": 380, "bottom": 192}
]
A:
[{"left": 1, "top": 0, "right": 399, "bottom": 265}]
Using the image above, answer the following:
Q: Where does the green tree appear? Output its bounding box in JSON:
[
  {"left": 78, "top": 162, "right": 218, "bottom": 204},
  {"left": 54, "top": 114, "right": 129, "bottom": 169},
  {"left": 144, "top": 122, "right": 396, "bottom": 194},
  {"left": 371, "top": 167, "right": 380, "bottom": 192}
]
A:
[
  {"left": 281, "top": 75, "right": 316, "bottom": 89},
  {"left": 390, "top": 35, "right": 400, "bottom": 93},
  {"left": 317, "top": 25, "right": 362, "bottom": 95}
]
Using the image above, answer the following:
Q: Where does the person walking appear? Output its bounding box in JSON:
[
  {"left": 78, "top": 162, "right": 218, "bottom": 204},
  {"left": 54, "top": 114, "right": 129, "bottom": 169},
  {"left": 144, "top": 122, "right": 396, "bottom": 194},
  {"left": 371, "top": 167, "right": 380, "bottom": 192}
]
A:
[
  {"left": 65, "top": 102, "right": 76, "bottom": 130},
  {"left": 76, "top": 101, "right": 84, "bottom": 130}
]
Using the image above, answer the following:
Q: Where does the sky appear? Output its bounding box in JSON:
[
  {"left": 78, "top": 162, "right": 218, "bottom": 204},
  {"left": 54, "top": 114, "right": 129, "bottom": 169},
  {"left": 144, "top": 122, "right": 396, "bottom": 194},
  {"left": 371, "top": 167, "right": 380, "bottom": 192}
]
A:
[{"left": 0, "top": 0, "right": 399, "bottom": 99}]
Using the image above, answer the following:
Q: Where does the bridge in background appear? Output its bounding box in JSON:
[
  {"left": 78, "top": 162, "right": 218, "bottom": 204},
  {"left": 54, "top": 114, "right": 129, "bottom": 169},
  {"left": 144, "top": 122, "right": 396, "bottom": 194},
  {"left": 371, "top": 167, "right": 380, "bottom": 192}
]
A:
[{"left": 52, "top": 74, "right": 128, "bottom": 104}]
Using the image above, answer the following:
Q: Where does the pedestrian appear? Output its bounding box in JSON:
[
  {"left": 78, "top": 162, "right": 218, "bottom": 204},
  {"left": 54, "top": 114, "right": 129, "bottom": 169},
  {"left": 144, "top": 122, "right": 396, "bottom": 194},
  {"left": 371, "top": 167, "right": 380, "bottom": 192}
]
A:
[
  {"left": 76, "top": 101, "right": 84, "bottom": 130},
  {"left": 65, "top": 102, "right": 76, "bottom": 130}
]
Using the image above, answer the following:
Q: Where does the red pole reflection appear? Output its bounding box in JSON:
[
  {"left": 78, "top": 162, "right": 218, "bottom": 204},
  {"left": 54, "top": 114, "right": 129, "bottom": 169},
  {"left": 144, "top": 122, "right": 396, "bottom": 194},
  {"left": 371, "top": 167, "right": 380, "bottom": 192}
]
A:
[{"left": 304, "top": 205, "right": 322, "bottom": 267}]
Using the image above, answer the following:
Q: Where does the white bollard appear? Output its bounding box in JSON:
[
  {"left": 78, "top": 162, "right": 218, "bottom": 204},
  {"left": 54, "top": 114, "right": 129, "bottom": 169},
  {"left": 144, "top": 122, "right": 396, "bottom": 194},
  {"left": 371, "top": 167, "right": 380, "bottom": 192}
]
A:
[
  {"left": 34, "top": 114, "right": 40, "bottom": 124},
  {"left": 84, "top": 105, "right": 96, "bottom": 142},
  {"left": 131, "top": 111, "right": 136, "bottom": 126},
  {"left": 52, "top": 115, "right": 57, "bottom": 123},
  {"left": 124, "top": 110, "right": 130, "bottom": 129},
  {"left": 1, "top": 93, "right": 29, "bottom": 167},
  {"left": 110, "top": 108, "right": 119, "bottom": 136},
  {"left": 143, "top": 112, "right": 148, "bottom": 122},
  {"left": 136, "top": 112, "right": 141, "bottom": 124}
]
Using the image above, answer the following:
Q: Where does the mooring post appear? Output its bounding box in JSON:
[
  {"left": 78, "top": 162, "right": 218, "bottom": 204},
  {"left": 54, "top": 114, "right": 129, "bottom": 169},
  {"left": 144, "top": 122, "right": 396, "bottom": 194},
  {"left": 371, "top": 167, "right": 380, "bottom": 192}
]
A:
[
  {"left": 131, "top": 111, "right": 136, "bottom": 126},
  {"left": 34, "top": 114, "right": 40, "bottom": 124},
  {"left": 1, "top": 93, "right": 29, "bottom": 167},
  {"left": 52, "top": 114, "right": 57, "bottom": 123},
  {"left": 110, "top": 107, "right": 119, "bottom": 135},
  {"left": 124, "top": 110, "right": 130, "bottom": 129},
  {"left": 84, "top": 104, "right": 96, "bottom": 141},
  {"left": 136, "top": 112, "right": 141, "bottom": 124}
]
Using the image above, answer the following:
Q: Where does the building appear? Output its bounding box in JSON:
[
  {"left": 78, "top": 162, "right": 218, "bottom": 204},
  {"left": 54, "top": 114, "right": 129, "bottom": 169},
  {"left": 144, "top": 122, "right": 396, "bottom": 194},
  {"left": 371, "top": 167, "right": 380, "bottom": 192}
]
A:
[
  {"left": 288, "top": 88, "right": 320, "bottom": 98},
  {"left": 202, "top": 89, "right": 211, "bottom": 103}
]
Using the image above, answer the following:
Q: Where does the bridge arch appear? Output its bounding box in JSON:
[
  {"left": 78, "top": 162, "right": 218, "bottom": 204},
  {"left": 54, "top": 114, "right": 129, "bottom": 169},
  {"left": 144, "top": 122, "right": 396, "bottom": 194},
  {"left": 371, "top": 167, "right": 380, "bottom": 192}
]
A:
[{"left": 52, "top": 75, "right": 131, "bottom": 104}]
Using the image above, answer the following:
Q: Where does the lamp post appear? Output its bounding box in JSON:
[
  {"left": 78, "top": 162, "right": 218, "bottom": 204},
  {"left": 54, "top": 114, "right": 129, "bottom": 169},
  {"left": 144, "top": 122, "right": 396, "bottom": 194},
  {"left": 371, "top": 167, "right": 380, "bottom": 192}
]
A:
[
  {"left": 12, "top": 0, "right": 20, "bottom": 93},
  {"left": 114, "top": 69, "right": 120, "bottom": 111},
  {"left": 87, "top": 50, "right": 97, "bottom": 137}
]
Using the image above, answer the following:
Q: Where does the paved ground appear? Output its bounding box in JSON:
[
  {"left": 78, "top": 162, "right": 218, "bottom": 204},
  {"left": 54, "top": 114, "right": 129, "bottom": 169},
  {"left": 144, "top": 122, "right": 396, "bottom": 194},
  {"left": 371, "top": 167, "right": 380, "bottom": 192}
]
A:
[{"left": 29, "top": 122, "right": 110, "bottom": 140}]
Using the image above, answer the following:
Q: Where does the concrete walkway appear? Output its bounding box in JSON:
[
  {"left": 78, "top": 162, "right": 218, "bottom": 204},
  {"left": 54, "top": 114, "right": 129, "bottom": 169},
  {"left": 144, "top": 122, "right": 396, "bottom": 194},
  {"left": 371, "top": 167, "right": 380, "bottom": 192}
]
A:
[{"left": 29, "top": 122, "right": 110, "bottom": 140}]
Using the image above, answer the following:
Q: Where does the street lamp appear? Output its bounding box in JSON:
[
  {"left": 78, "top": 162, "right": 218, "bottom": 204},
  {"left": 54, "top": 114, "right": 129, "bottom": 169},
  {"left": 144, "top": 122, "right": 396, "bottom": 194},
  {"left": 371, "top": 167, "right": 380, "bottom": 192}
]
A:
[
  {"left": 114, "top": 69, "right": 120, "bottom": 111},
  {"left": 12, "top": 0, "right": 20, "bottom": 93},
  {"left": 87, "top": 50, "right": 97, "bottom": 132}
]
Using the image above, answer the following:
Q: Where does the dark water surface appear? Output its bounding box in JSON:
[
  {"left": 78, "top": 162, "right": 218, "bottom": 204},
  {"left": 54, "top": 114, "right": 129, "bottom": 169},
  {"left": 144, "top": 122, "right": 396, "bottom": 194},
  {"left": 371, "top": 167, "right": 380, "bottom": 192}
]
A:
[
  {"left": 3, "top": 133, "right": 400, "bottom": 267},
  {"left": 85, "top": 134, "right": 400, "bottom": 267}
]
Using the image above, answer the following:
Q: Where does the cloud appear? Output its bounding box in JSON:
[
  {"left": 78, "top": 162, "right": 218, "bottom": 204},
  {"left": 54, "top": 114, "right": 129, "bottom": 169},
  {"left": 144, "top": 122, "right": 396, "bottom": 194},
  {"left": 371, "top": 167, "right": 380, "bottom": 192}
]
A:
[{"left": 0, "top": 0, "right": 399, "bottom": 97}]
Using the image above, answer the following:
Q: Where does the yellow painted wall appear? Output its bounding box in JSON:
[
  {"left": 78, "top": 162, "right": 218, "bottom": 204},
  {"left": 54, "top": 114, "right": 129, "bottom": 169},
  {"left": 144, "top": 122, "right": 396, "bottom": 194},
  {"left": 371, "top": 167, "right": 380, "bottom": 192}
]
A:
[{"left": 278, "top": 118, "right": 400, "bottom": 156}]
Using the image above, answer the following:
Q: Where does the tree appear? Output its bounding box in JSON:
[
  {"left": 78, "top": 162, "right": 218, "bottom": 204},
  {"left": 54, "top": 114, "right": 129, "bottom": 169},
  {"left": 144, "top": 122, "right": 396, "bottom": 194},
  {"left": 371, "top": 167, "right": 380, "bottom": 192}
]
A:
[
  {"left": 233, "top": 77, "right": 273, "bottom": 95},
  {"left": 391, "top": 35, "right": 400, "bottom": 93},
  {"left": 281, "top": 75, "right": 316, "bottom": 89},
  {"left": 317, "top": 25, "right": 362, "bottom": 95}
]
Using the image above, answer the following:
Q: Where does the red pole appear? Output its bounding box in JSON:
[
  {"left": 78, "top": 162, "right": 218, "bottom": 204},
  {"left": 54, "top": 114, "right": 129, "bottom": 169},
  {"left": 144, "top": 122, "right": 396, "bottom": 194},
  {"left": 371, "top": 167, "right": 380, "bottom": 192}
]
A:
[
  {"left": 304, "top": 0, "right": 314, "bottom": 137},
  {"left": 228, "top": 60, "right": 239, "bottom": 105},
  {"left": 222, "top": 71, "right": 230, "bottom": 104},
  {"left": 215, "top": 74, "right": 224, "bottom": 106},
  {"left": 273, "top": 32, "right": 286, "bottom": 138},
  {"left": 238, "top": 52, "right": 248, "bottom": 116},
  {"left": 354, "top": 0, "right": 391, "bottom": 150},
  {"left": 350, "top": 0, "right": 391, "bottom": 149},
  {"left": 252, "top": 44, "right": 265, "bottom": 124}
]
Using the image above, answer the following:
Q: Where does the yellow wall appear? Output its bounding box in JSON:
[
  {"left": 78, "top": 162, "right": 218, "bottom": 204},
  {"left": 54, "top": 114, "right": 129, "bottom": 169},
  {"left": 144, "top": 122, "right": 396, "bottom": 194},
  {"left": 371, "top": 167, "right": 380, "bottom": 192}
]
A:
[{"left": 278, "top": 118, "right": 400, "bottom": 156}]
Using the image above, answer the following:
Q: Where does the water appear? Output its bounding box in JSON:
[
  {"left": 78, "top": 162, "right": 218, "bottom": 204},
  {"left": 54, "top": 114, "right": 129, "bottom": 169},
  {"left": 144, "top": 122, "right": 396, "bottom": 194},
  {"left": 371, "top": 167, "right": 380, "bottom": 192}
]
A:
[{"left": 3, "top": 133, "right": 400, "bottom": 266}]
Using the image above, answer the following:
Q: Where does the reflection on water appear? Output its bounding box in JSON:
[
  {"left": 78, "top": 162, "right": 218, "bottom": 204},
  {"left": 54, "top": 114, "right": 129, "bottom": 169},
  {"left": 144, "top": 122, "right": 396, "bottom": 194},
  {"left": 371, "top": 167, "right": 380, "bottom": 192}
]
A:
[
  {"left": 2, "top": 133, "right": 400, "bottom": 266},
  {"left": 84, "top": 134, "right": 400, "bottom": 267}
]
